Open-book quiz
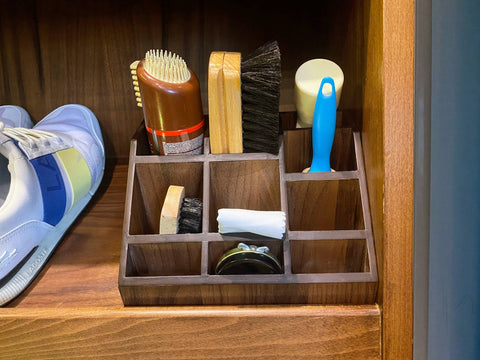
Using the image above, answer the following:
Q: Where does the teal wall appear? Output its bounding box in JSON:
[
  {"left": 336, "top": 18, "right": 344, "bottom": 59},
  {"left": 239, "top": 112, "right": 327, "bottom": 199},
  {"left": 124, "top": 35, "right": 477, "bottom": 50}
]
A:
[{"left": 428, "top": 0, "right": 480, "bottom": 359}]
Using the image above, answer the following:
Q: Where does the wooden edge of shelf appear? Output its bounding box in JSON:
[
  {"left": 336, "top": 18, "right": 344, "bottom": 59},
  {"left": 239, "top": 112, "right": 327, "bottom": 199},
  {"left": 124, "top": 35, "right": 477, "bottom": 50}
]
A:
[
  {"left": 0, "top": 304, "right": 380, "bottom": 318},
  {"left": 0, "top": 305, "right": 381, "bottom": 359}
]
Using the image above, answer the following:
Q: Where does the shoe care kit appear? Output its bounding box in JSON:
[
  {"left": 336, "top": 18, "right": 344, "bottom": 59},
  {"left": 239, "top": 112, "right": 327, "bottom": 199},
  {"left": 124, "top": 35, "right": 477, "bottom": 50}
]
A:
[{"left": 119, "top": 43, "right": 377, "bottom": 306}]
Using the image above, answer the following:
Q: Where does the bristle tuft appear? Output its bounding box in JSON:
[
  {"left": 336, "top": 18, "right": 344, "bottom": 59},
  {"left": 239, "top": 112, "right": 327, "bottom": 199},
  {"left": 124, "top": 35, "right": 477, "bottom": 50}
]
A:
[
  {"left": 241, "top": 41, "right": 281, "bottom": 154},
  {"left": 144, "top": 49, "right": 191, "bottom": 83},
  {"left": 178, "top": 197, "right": 202, "bottom": 234}
]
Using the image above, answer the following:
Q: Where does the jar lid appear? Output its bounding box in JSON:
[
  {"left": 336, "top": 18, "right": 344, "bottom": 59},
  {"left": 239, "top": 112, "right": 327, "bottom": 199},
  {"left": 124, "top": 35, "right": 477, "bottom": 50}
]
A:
[{"left": 215, "top": 243, "right": 282, "bottom": 275}]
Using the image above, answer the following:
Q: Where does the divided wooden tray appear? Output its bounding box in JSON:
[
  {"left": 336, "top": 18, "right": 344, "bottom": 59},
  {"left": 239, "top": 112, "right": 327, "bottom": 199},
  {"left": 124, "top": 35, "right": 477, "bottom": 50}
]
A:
[{"left": 119, "top": 122, "right": 378, "bottom": 305}]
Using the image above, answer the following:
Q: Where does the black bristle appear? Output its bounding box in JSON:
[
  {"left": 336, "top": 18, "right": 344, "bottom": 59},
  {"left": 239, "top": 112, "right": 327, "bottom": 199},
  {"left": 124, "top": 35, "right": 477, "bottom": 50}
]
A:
[
  {"left": 178, "top": 197, "right": 202, "bottom": 234},
  {"left": 241, "top": 41, "right": 281, "bottom": 154}
]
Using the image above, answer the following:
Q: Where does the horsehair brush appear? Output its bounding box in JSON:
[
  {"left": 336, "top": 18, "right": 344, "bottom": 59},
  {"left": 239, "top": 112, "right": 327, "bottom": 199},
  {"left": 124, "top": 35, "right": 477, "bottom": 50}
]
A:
[
  {"left": 241, "top": 41, "right": 281, "bottom": 154},
  {"left": 160, "top": 185, "right": 202, "bottom": 234}
]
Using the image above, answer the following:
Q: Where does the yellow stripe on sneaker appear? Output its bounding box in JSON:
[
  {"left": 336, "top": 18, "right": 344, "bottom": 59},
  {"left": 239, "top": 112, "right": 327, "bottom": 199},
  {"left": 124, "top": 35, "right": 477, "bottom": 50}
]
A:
[{"left": 55, "top": 148, "right": 91, "bottom": 212}]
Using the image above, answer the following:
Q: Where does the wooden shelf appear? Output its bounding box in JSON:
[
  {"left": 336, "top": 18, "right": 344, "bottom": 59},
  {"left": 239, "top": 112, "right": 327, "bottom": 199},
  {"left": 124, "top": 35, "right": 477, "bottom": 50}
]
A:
[
  {"left": 3, "top": 165, "right": 126, "bottom": 309},
  {"left": 0, "top": 165, "right": 381, "bottom": 359}
]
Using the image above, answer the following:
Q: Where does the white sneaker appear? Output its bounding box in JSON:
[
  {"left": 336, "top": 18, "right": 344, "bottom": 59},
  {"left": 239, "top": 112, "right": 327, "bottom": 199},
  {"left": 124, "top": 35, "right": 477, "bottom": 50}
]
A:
[
  {"left": 0, "top": 104, "right": 105, "bottom": 305},
  {"left": 0, "top": 106, "right": 34, "bottom": 213},
  {"left": 0, "top": 105, "right": 34, "bottom": 129}
]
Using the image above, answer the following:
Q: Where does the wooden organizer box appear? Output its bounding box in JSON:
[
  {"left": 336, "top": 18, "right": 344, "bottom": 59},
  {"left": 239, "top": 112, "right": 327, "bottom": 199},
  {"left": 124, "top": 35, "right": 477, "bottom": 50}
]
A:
[{"left": 119, "top": 121, "right": 378, "bottom": 306}]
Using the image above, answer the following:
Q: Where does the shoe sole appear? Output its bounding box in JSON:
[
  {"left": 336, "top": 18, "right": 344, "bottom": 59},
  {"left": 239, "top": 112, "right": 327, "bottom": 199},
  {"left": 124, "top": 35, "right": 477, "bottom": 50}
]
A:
[{"left": 0, "top": 104, "right": 105, "bottom": 306}]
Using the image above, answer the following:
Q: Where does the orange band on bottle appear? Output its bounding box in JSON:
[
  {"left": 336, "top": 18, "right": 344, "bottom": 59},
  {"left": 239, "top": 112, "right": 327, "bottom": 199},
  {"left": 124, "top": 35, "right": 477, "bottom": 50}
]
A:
[{"left": 145, "top": 120, "right": 204, "bottom": 137}]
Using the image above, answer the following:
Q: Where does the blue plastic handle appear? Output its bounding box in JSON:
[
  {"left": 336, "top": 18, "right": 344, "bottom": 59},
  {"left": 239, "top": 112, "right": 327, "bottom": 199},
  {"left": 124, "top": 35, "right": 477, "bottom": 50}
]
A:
[{"left": 309, "top": 77, "right": 336, "bottom": 172}]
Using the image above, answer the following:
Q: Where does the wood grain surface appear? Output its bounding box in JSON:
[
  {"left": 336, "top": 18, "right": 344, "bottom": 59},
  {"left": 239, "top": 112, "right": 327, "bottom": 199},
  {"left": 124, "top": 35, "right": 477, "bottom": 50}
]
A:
[
  {"left": 0, "top": 0, "right": 368, "bottom": 161},
  {"left": 0, "top": 165, "right": 380, "bottom": 358},
  {"left": 382, "top": 0, "right": 415, "bottom": 358},
  {"left": 362, "top": 0, "right": 385, "bottom": 305},
  {"left": 119, "top": 129, "right": 377, "bottom": 306},
  {"left": 208, "top": 51, "right": 228, "bottom": 154},
  {"left": 287, "top": 180, "right": 363, "bottom": 231},
  {"left": 3, "top": 165, "right": 128, "bottom": 308},
  {"left": 222, "top": 52, "right": 243, "bottom": 153},
  {"left": 131, "top": 162, "right": 204, "bottom": 234},
  {"left": 362, "top": 0, "right": 414, "bottom": 358},
  {"left": 290, "top": 239, "right": 368, "bottom": 274},
  {"left": 0, "top": 306, "right": 380, "bottom": 360},
  {"left": 209, "top": 160, "right": 282, "bottom": 231},
  {"left": 283, "top": 126, "right": 356, "bottom": 174}
]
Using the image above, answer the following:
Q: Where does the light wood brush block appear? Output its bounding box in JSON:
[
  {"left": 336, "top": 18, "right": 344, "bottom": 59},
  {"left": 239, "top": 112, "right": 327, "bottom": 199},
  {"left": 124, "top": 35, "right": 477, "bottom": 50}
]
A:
[
  {"left": 207, "top": 51, "right": 242, "bottom": 154},
  {"left": 119, "top": 121, "right": 378, "bottom": 305},
  {"left": 222, "top": 52, "right": 242, "bottom": 153},
  {"left": 207, "top": 51, "right": 228, "bottom": 154}
]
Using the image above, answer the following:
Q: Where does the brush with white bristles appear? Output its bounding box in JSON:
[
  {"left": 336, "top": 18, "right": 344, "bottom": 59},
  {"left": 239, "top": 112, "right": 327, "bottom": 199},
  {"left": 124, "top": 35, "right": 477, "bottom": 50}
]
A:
[
  {"left": 129, "top": 49, "right": 205, "bottom": 155},
  {"left": 129, "top": 50, "right": 191, "bottom": 108},
  {"left": 144, "top": 50, "right": 191, "bottom": 84}
]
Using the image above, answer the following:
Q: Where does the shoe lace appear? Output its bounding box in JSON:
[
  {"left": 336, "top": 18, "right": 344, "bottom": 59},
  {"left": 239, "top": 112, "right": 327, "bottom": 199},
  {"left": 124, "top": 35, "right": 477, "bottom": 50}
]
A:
[{"left": 1, "top": 125, "right": 59, "bottom": 149}]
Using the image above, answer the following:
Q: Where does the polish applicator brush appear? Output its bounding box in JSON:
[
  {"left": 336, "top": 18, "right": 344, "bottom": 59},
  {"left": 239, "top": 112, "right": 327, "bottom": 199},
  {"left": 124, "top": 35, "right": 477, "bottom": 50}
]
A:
[{"left": 159, "top": 185, "right": 202, "bottom": 234}]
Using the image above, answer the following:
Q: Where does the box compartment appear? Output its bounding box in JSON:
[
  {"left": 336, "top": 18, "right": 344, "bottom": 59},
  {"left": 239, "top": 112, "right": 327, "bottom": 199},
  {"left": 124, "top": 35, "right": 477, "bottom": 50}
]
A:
[
  {"left": 287, "top": 179, "right": 364, "bottom": 231},
  {"left": 129, "top": 162, "right": 204, "bottom": 235}
]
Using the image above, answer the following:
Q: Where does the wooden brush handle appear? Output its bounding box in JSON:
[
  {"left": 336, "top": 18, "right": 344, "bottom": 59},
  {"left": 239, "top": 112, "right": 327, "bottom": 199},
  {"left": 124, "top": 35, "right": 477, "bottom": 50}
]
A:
[
  {"left": 208, "top": 51, "right": 228, "bottom": 154},
  {"left": 159, "top": 185, "right": 185, "bottom": 234},
  {"left": 207, "top": 51, "right": 243, "bottom": 154},
  {"left": 222, "top": 52, "right": 243, "bottom": 153}
]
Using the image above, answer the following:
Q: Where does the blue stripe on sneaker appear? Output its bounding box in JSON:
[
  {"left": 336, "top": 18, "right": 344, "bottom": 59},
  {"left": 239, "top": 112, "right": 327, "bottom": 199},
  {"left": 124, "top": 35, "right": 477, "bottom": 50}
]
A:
[{"left": 30, "top": 154, "right": 67, "bottom": 226}]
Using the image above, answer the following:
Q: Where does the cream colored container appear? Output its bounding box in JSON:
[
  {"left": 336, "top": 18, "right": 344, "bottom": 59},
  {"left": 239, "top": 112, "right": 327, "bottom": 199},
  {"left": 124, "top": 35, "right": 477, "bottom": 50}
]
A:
[{"left": 294, "top": 59, "right": 344, "bottom": 128}]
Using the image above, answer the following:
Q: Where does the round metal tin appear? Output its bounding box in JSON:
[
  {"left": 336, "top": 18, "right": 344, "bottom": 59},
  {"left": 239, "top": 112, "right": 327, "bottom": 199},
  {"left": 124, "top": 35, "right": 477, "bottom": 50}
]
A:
[{"left": 215, "top": 243, "right": 283, "bottom": 275}]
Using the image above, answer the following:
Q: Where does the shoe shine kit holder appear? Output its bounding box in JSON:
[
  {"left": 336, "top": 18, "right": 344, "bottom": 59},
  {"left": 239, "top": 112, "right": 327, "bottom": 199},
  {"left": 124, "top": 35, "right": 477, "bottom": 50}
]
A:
[{"left": 119, "top": 43, "right": 378, "bottom": 306}]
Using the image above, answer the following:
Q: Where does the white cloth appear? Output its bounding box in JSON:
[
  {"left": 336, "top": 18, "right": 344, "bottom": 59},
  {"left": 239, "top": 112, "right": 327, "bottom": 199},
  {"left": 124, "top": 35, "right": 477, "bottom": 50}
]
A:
[{"left": 217, "top": 208, "right": 286, "bottom": 239}]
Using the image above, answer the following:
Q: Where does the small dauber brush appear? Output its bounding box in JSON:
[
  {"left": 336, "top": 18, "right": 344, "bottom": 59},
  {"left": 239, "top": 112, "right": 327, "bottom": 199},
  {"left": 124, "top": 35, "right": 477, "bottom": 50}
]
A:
[
  {"left": 159, "top": 185, "right": 202, "bottom": 234},
  {"left": 241, "top": 41, "right": 281, "bottom": 154}
]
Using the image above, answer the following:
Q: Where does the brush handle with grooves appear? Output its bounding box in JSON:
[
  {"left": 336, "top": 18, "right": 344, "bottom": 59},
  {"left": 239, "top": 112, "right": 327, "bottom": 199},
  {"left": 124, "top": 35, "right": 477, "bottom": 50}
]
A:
[
  {"left": 130, "top": 60, "right": 143, "bottom": 107},
  {"left": 309, "top": 77, "right": 336, "bottom": 173}
]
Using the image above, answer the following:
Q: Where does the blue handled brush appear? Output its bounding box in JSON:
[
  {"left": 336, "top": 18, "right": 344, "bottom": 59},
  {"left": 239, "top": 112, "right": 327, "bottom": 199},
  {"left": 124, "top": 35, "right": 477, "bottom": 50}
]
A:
[{"left": 309, "top": 77, "right": 337, "bottom": 172}]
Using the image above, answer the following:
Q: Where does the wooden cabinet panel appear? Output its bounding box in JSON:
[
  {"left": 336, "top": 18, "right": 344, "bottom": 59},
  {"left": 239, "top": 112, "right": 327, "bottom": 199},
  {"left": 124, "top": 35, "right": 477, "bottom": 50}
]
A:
[{"left": 0, "top": 0, "right": 415, "bottom": 357}]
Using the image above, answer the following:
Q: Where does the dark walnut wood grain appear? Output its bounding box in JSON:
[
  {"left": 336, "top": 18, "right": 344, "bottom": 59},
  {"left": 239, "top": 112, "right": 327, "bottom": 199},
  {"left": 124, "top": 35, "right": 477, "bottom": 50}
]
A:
[
  {"left": 0, "top": 1, "right": 368, "bottom": 162},
  {"left": 119, "top": 127, "right": 378, "bottom": 306}
]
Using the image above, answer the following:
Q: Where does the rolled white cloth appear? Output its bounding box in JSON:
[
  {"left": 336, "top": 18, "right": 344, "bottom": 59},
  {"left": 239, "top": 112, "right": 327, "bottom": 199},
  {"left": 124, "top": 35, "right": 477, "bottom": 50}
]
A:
[{"left": 217, "top": 208, "right": 286, "bottom": 239}]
